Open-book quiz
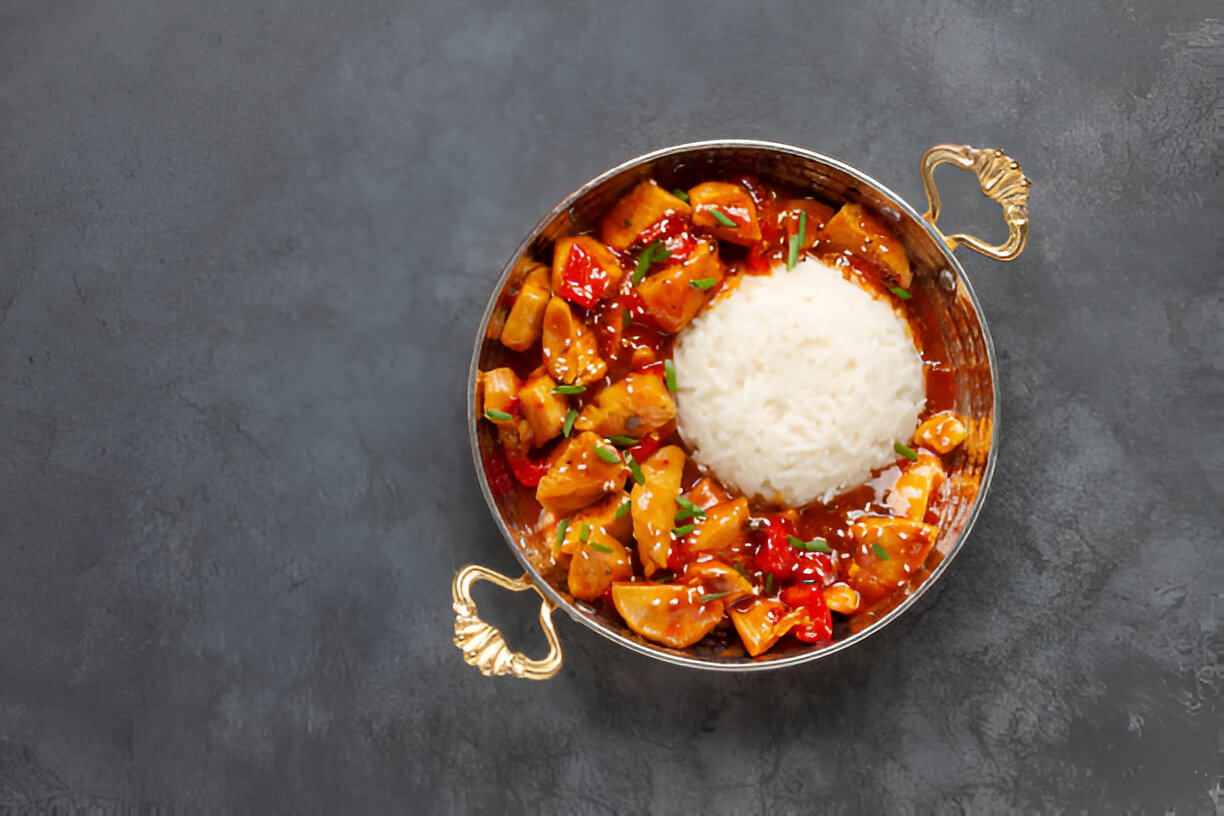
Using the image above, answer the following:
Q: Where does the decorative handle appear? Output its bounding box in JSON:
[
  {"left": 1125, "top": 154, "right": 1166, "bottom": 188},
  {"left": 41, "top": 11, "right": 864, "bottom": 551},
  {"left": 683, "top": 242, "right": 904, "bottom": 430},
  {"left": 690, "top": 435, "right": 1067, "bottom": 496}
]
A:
[
  {"left": 452, "top": 564, "right": 563, "bottom": 680},
  {"left": 920, "top": 144, "right": 1031, "bottom": 261}
]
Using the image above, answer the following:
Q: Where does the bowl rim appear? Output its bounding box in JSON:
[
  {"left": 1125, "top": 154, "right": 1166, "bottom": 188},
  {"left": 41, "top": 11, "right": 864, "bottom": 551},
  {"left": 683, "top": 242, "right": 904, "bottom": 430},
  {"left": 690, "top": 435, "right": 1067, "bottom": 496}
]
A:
[{"left": 465, "top": 139, "right": 999, "bottom": 671}]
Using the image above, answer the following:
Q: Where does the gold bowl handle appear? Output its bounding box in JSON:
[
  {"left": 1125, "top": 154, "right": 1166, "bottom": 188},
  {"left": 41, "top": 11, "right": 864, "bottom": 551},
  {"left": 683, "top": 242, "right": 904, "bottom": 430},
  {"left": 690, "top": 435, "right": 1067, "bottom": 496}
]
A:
[
  {"left": 920, "top": 144, "right": 1031, "bottom": 261},
  {"left": 452, "top": 564, "right": 563, "bottom": 679}
]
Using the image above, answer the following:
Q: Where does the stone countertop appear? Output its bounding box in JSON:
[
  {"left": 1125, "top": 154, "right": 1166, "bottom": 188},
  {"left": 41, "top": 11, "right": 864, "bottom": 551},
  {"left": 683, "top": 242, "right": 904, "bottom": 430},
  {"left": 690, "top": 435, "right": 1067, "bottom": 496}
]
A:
[{"left": 1, "top": 1, "right": 1220, "bottom": 812}]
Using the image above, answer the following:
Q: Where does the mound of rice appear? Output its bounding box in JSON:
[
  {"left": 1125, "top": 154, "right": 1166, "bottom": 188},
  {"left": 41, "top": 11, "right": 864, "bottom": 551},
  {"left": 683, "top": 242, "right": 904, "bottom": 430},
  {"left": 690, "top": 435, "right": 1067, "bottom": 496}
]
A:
[{"left": 671, "top": 257, "right": 925, "bottom": 506}]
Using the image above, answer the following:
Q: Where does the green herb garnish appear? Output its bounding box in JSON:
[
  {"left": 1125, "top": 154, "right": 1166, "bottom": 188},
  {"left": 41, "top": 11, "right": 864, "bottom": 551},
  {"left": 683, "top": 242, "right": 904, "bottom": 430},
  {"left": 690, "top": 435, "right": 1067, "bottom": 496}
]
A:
[
  {"left": 699, "top": 591, "right": 730, "bottom": 602},
  {"left": 889, "top": 286, "right": 912, "bottom": 300},
  {"left": 594, "top": 446, "right": 620, "bottom": 464},
  {"left": 894, "top": 441, "right": 918, "bottom": 461},
  {"left": 787, "top": 534, "right": 832, "bottom": 553},
  {"left": 579, "top": 522, "right": 590, "bottom": 543},
  {"left": 672, "top": 189, "right": 690, "bottom": 203},
  {"left": 688, "top": 278, "right": 717, "bottom": 290},
  {"left": 732, "top": 562, "right": 753, "bottom": 581},
  {"left": 672, "top": 523, "right": 696, "bottom": 537},
  {"left": 674, "top": 496, "right": 706, "bottom": 523},
  {"left": 664, "top": 359, "right": 677, "bottom": 392},
  {"left": 632, "top": 240, "right": 671, "bottom": 285},
  {"left": 622, "top": 309, "right": 633, "bottom": 330},
  {"left": 615, "top": 500, "right": 631, "bottom": 519},
  {"left": 589, "top": 540, "right": 613, "bottom": 554},
  {"left": 871, "top": 542, "right": 890, "bottom": 560},
  {"left": 708, "top": 207, "right": 737, "bottom": 228},
  {"left": 484, "top": 409, "right": 512, "bottom": 422},
  {"left": 786, "top": 211, "right": 807, "bottom": 271},
  {"left": 555, "top": 518, "right": 570, "bottom": 548},
  {"left": 552, "top": 384, "right": 586, "bottom": 395},
  {"left": 626, "top": 453, "right": 645, "bottom": 485},
  {"left": 787, "top": 535, "right": 807, "bottom": 550},
  {"left": 607, "top": 435, "right": 638, "bottom": 446},
  {"left": 765, "top": 573, "right": 774, "bottom": 593},
  {"left": 562, "top": 408, "right": 577, "bottom": 437}
]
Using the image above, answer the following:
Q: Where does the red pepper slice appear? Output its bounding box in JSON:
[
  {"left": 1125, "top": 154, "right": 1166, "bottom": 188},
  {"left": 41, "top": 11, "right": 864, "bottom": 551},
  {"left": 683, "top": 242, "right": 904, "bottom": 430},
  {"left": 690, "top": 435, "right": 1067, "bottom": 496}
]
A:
[
  {"left": 781, "top": 584, "right": 833, "bottom": 643},
  {"left": 752, "top": 517, "right": 797, "bottom": 578},
  {"left": 636, "top": 215, "right": 698, "bottom": 265},
  {"left": 792, "top": 550, "right": 834, "bottom": 585},
  {"left": 505, "top": 451, "right": 551, "bottom": 487},
  {"left": 558, "top": 242, "right": 615, "bottom": 309},
  {"left": 482, "top": 450, "right": 515, "bottom": 498},
  {"left": 625, "top": 430, "right": 663, "bottom": 464}
]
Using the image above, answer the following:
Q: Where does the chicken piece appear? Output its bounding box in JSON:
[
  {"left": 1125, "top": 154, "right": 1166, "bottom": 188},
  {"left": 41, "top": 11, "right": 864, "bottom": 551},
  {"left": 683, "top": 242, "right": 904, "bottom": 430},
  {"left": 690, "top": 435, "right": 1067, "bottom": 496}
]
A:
[
  {"left": 914, "top": 411, "right": 969, "bottom": 454},
  {"left": 823, "top": 583, "right": 861, "bottom": 615},
  {"left": 517, "top": 369, "right": 568, "bottom": 445},
  {"left": 611, "top": 583, "right": 725, "bottom": 649},
  {"left": 568, "top": 529, "right": 633, "bottom": 601},
  {"left": 687, "top": 497, "right": 749, "bottom": 553},
  {"left": 637, "top": 240, "right": 725, "bottom": 333},
  {"left": 479, "top": 367, "right": 520, "bottom": 424},
  {"left": 847, "top": 516, "right": 938, "bottom": 603},
  {"left": 822, "top": 203, "right": 912, "bottom": 288},
  {"left": 558, "top": 491, "right": 633, "bottom": 553},
  {"left": 536, "top": 431, "right": 629, "bottom": 516},
  {"left": 500, "top": 265, "right": 552, "bottom": 351},
  {"left": 681, "top": 556, "right": 755, "bottom": 604},
  {"left": 599, "top": 181, "right": 693, "bottom": 252},
  {"left": 630, "top": 445, "right": 685, "bottom": 576},
  {"left": 886, "top": 451, "right": 946, "bottom": 521},
  {"left": 777, "top": 198, "right": 836, "bottom": 248},
  {"left": 684, "top": 477, "right": 734, "bottom": 511},
  {"left": 541, "top": 296, "right": 607, "bottom": 386},
  {"left": 688, "top": 181, "right": 762, "bottom": 246},
  {"left": 574, "top": 372, "right": 675, "bottom": 439},
  {"left": 551, "top": 236, "right": 624, "bottom": 309},
  {"left": 728, "top": 597, "right": 804, "bottom": 657}
]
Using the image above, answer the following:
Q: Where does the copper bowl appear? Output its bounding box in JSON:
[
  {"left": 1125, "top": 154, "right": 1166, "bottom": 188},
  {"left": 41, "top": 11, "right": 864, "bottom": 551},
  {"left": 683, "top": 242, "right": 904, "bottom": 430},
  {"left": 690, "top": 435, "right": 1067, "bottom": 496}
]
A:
[{"left": 453, "top": 141, "right": 1030, "bottom": 678}]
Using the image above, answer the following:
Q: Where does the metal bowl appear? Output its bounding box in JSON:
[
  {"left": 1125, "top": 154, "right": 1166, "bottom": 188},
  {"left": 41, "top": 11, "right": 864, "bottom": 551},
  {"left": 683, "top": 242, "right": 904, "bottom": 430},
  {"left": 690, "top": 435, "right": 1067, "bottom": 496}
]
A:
[{"left": 453, "top": 140, "right": 1030, "bottom": 678}]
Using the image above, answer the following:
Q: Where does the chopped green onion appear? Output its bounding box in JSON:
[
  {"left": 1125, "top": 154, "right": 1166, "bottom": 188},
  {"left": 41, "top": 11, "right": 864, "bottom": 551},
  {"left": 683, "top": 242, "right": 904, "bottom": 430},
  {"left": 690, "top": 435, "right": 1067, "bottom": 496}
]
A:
[
  {"left": 674, "top": 496, "right": 706, "bottom": 521},
  {"left": 562, "top": 408, "right": 577, "bottom": 437},
  {"left": 554, "top": 518, "right": 570, "bottom": 548},
  {"left": 871, "top": 542, "right": 890, "bottom": 560},
  {"left": 805, "top": 537, "right": 832, "bottom": 553},
  {"left": 688, "top": 278, "right": 717, "bottom": 289},
  {"left": 484, "top": 409, "right": 512, "bottom": 422},
  {"left": 889, "top": 286, "right": 912, "bottom": 300},
  {"left": 607, "top": 435, "right": 638, "bottom": 446},
  {"left": 579, "top": 522, "right": 590, "bottom": 543},
  {"left": 664, "top": 359, "right": 677, "bottom": 392},
  {"left": 672, "top": 189, "right": 690, "bottom": 203},
  {"left": 732, "top": 562, "right": 753, "bottom": 581},
  {"left": 615, "top": 500, "right": 631, "bottom": 519},
  {"left": 672, "top": 523, "right": 696, "bottom": 537},
  {"left": 786, "top": 211, "right": 807, "bottom": 271},
  {"left": 589, "top": 540, "right": 613, "bottom": 554},
  {"left": 622, "top": 309, "right": 633, "bottom": 330},
  {"left": 626, "top": 454, "right": 645, "bottom": 485},
  {"left": 675, "top": 508, "right": 696, "bottom": 523},
  {"left": 708, "top": 207, "right": 738, "bottom": 228},
  {"left": 798, "top": 210, "right": 807, "bottom": 246},
  {"left": 699, "top": 591, "right": 730, "bottom": 602},
  {"left": 632, "top": 240, "right": 670, "bottom": 285},
  {"left": 894, "top": 441, "right": 918, "bottom": 461},
  {"left": 765, "top": 573, "right": 774, "bottom": 593},
  {"left": 594, "top": 446, "right": 620, "bottom": 464},
  {"left": 552, "top": 384, "right": 586, "bottom": 395},
  {"left": 786, "top": 535, "right": 807, "bottom": 550}
]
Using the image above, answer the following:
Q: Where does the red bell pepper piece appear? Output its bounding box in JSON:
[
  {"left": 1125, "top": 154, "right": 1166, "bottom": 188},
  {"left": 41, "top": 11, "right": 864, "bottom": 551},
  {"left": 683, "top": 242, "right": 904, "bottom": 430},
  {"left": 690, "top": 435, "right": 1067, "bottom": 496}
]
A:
[
  {"left": 781, "top": 584, "right": 833, "bottom": 643},
  {"left": 636, "top": 215, "right": 698, "bottom": 264},
  {"left": 626, "top": 430, "right": 663, "bottom": 464},
  {"left": 752, "top": 517, "right": 797, "bottom": 578},
  {"left": 504, "top": 451, "right": 551, "bottom": 488},
  {"left": 482, "top": 450, "right": 515, "bottom": 498},
  {"left": 558, "top": 242, "right": 616, "bottom": 309}
]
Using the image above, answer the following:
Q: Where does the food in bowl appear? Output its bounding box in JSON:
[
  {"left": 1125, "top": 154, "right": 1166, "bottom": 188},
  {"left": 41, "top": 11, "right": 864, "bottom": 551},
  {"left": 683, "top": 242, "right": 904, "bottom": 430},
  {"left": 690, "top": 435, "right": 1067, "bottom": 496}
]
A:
[{"left": 475, "top": 174, "right": 971, "bottom": 658}]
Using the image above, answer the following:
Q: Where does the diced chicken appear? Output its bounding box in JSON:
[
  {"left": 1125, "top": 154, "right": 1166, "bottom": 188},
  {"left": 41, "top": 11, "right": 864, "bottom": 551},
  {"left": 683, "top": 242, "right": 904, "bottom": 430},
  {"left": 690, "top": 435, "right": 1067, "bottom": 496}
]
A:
[
  {"left": 687, "top": 497, "right": 749, "bottom": 553},
  {"left": 681, "top": 557, "right": 755, "bottom": 604},
  {"left": 568, "top": 530, "right": 633, "bottom": 601},
  {"left": 536, "top": 431, "right": 629, "bottom": 516},
  {"left": 683, "top": 477, "right": 734, "bottom": 511},
  {"left": 822, "top": 203, "right": 912, "bottom": 288},
  {"left": 823, "top": 583, "right": 861, "bottom": 615},
  {"left": 914, "top": 411, "right": 969, "bottom": 454},
  {"left": 559, "top": 491, "right": 633, "bottom": 553},
  {"left": 777, "top": 198, "right": 836, "bottom": 248},
  {"left": 574, "top": 372, "right": 675, "bottom": 439},
  {"left": 611, "top": 583, "right": 725, "bottom": 648},
  {"left": 500, "top": 265, "right": 552, "bottom": 351},
  {"left": 688, "top": 181, "right": 762, "bottom": 246},
  {"left": 541, "top": 296, "right": 607, "bottom": 385},
  {"left": 599, "top": 181, "right": 693, "bottom": 252},
  {"left": 847, "top": 516, "right": 938, "bottom": 603},
  {"left": 728, "top": 597, "right": 804, "bottom": 657},
  {"left": 886, "top": 451, "right": 947, "bottom": 521},
  {"left": 637, "top": 240, "right": 725, "bottom": 333},
  {"left": 517, "top": 369, "right": 568, "bottom": 445},
  {"left": 630, "top": 445, "right": 685, "bottom": 576},
  {"left": 479, "top": 367, "right": 520, "bottom": 424},
  {"left": 551, "top": 236, "right": 624, "bottom": 309}
]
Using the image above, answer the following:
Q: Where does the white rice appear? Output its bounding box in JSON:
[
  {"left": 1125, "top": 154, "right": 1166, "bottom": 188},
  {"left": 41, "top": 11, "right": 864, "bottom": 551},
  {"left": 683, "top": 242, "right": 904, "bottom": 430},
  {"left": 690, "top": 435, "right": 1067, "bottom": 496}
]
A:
[{"left": 672, "top": 257, "right": 925, "bottom": 506}]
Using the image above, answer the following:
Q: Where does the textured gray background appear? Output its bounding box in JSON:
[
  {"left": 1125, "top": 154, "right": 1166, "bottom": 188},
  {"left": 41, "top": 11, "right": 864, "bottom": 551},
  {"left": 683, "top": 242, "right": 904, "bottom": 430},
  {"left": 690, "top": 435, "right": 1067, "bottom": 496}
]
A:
[{"left": 1, "top": 0, "right": 1221, "bottom": 813}]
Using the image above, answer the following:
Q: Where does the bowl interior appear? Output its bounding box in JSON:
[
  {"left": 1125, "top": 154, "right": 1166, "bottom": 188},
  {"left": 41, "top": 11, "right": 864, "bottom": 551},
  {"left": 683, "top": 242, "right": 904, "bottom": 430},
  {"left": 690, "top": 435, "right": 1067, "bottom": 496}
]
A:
[{"left": 469, "top": 142, "right": 997, "bottom": 669}]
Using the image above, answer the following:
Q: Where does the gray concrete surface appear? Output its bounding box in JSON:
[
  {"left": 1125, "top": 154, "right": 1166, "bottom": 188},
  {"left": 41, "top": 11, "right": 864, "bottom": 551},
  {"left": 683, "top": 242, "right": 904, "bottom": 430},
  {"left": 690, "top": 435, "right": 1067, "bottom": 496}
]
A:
[{"left": 1, "top": 0, "right": 1221, "bottom": 812}]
